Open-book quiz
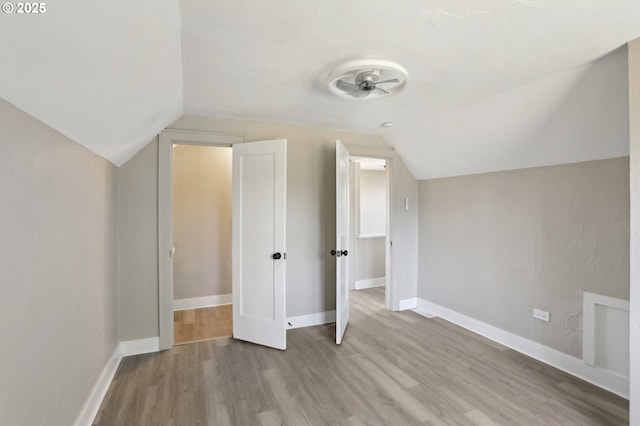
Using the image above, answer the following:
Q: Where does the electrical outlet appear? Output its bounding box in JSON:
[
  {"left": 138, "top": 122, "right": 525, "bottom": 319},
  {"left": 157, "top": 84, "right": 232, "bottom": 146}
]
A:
[{"left": 533, "top": 309, "right": 550, "bottom": 322}]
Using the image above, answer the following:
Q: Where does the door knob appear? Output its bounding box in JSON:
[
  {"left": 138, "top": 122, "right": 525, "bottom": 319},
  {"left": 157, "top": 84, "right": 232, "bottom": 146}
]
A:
[
  {"left": 330, "top": 249, "right": 337, "bottom": 256},
  {"left": 341, "top": 250, "right": 348, "bottom": 257},
  {"left": 272, "top": 252, "right": 282, "bottom": 260}
]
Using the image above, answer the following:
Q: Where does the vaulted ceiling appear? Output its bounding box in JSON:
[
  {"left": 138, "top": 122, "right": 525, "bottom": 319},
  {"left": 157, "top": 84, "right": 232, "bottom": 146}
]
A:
[{"left": 1, "top": 1, "right": 639, "bottom": 178}]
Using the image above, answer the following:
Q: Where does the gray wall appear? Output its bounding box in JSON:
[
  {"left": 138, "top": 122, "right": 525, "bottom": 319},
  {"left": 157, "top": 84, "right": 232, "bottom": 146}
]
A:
[
  {"left": 418, "top": 158, "right": 629, "bottom": 358},
  {"left": 392, "top": 156, "right": 420, "bottom": 303},
  {"left": 628, "top": 38, "right": 640, "bottom": 425},
  {"left": 118, "top": 139, "right": 159, "bottom": 341},
  {"left": 356, "top": 238, "right": 385, "bottom": 281},
  {"left": 0, "top": 100, "right": 119, "bottom": 425},
  {"left": 173, "top": 145, "right": 232, "bottom": 299},
  {"left": 117, "top": 115, "right": 418, "bottom": 339},
  {"left": 359, "top": 170, "right": 386, "bottom": 237}
]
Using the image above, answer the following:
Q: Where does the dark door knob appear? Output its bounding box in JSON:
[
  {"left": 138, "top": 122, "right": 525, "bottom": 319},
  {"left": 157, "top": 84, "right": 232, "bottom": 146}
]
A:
[
  {"left": 272, "top": 252, "right": 282, "bottom": 260},
  {"left": 330, "top": 249, "right": 337, "bottom": 256},
  {"left": 341, "top": 250, "right": 348, "bottom": 257}
]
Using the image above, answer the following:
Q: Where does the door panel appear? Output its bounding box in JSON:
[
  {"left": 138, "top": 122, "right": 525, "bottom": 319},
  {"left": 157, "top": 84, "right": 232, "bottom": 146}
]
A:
[
  {"left": 336, "top": 140, "right": 350, "bottom": 344},
  {"left": 232, "top": 139, "right": 287, "bottom": 350}
]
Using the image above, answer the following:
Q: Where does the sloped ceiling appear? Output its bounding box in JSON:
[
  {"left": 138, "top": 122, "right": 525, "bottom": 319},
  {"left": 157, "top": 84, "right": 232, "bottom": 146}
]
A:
[
  {"left": 1, "top": 1, "right": 639, "bottom": 176},
  {"left": 0, "top": 0, "right": 183, "bottom": 166}
]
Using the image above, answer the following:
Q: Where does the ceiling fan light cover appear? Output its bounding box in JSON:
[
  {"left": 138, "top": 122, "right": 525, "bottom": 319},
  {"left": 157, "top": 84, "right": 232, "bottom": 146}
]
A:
[{"left": 328, "top": 59, "right": 408, "bottom": 100}]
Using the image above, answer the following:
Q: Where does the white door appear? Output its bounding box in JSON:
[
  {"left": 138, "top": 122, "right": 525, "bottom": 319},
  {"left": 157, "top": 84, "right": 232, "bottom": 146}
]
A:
[
  {"left": 232, "top": 139, "right": 287, "bottom": 350},
  {"left": 335, "top": 140, "right": 350, "bottom": 344}
]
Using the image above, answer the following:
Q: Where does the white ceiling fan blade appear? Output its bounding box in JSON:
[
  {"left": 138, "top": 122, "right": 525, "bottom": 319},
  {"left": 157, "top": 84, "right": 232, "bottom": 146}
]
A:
[
  {"left": 351, "top": 90, "right": 370, "bottom": 98},
  {"left": 375, "top": 78, "right": 400, "bottom": 85},
  {"left": 336, "top": 79, "right": 360, "bottom": 93}
]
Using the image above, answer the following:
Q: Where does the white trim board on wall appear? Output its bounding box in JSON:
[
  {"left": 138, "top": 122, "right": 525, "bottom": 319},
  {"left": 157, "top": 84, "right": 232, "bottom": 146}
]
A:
[
  {"left": 415, "top": 299, "right": 629, "bottom": 399},
  {"left": 75, "top": 337, "right": 161, "bottom": 426},
  {"left": 355, "top": 277, "right": 385, "bottom": 290},
  {"left": 286, "top": 310, "right": 336, "bottom": 329},
  {"left": 120, "top": 337, "right": 160, "bottom": 356},
  {"left": 74, "top": 346, "right": 122, "bottom": 426},
  {"left": 173, "top": 294, "right": 232, "bottom": 311},
  {"left": 583, "top": 292, "right": 629, "bottom": 375},
  {"left": 399, "top": 297, "right": 417, "bottom": 311}
]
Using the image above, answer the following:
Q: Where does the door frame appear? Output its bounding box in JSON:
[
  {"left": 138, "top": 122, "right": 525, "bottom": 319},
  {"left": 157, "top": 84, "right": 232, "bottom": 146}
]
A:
[
  {"left": 158, "top": 129, "right": 245, "bottom": 350},
  {"left": 349, "top": 156, "right": 391, "bottom": 310},
  {"left": 343, "top": 146, "right": 396, "bottom": 311}
]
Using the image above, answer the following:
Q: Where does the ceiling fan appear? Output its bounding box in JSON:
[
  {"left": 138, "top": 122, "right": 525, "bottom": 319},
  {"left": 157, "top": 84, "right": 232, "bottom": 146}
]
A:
[
  {"left": 328, "top": 59, "right": 408, "bottom": 100},
  {"left": 335, "top": 70, "right": 400, "bottom": 98}
]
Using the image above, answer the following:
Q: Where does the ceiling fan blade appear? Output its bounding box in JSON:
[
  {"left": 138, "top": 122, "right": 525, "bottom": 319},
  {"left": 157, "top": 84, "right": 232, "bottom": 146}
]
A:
[
  {"left": 375, "top": 78, "right": 400, "bottom": 85},
  {"left": 336, "top": 79, "right": 360, "bottom": 93},
  {"left": 375, "top": 86, "right": 390, "bottom": 95},
  {"left": 350, "top": 90, "right": 370, "bottom": 98}
]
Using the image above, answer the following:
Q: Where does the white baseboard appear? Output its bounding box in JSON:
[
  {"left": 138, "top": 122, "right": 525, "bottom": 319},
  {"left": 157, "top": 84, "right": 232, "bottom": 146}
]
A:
[
  {"left": 173, "top": 294, "right": 232, "bottom": 311},
  {"left": 355, "top": 277, "right": 385, "bottom": 290},
  {"left": 287, "top": 310, "right": 336, "bottom": 329},
  {"left": 119, "top": 337, "right": 160, "bottom": 356},
  {"left": 415, "top": 298, "right": 629, "bottom": 399},
  {"left": 74, "top": 344, "right": 122, "bottom": 426},
  {"left": 399, "top": 297, "right": 417, "bottom": 310}
]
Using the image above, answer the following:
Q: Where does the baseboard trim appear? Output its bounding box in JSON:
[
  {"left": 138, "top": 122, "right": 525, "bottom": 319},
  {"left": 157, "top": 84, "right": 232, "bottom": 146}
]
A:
[
  {"left": 287, "top": 310, "right": 336, "bottom": 329},
  {"left": 74, "top": 344, "right": 122, "bottom": 426},
  {"left": 399, "top": 297, "right": 417, "bottom": 310},
  {"left": 173, "top": 294, "right": 232, "bottom": 311},
  {"left": 120, "top": 337, "right": 160, "bottom": 356},
  {"left": 415, "top": 298, "right": 629, "bottom": 399},
  {"left": 355, "top": 277, "right": 385, "bottom": 290}
]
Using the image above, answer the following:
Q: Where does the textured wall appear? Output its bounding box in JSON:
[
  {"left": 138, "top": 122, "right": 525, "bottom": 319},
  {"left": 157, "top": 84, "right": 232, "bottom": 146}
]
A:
[
  {"left": 173, "top": 145, "right": 232, "bottom": 299},
  {"left": 418, "top": 158, "right": 629, "bottom": 358},
  {"left": 0, "top": 100, "right": 119, "bottom": 425}
]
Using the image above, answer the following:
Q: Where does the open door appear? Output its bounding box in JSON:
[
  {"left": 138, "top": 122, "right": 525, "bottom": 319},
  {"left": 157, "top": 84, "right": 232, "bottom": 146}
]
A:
[
  {"left": 232, "top": 139, "right": 287, "bottom": 350},
  {"left": 335, "top": 140, "right": 350, "bottom": 344}
]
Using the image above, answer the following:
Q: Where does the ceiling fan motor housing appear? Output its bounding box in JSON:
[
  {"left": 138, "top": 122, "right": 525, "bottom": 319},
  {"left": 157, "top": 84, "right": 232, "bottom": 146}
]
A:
[{"left": 328, "top": 59, "right": 408, "bottom": 100}]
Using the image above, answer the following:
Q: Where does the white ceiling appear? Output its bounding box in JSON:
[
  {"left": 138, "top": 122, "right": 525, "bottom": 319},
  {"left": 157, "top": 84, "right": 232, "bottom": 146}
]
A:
[
  {"left": 1, "top": 0, "right": 639, "bottom": 176},
  {"left": 0, "top": 0, "right": 183, "bottom": 165}
]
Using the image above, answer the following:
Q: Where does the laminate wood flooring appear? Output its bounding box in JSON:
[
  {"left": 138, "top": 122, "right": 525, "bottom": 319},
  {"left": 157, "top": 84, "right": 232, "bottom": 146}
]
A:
[
  {"left": 94, "top": 288, "right": 628, "bottom": 425},
  {"left": 174, "top": 305, "right": 233, "bottom": 345}
]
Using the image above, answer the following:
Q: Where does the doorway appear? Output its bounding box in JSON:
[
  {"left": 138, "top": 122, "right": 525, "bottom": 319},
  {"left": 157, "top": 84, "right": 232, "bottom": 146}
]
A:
[
  {"left": 349, "top": 157, "right": 389, "bottom": 311},
  {"left": 172, "top": 144, "right": 233, "bottom": 345},
  {"left": 159, "top": 130, "right": 288, "bottom": 351}
]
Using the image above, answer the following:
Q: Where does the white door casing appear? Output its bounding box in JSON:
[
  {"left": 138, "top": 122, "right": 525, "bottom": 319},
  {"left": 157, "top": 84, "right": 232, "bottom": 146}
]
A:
[
  {"left": 159, "top": 130, "right": 244, "bottom": 351},
  {"left": 335, "top": 140, "right": 350, "bottom": 344},
  {"left": 232, "top": 139, "right": 287, "bottom": 350}
]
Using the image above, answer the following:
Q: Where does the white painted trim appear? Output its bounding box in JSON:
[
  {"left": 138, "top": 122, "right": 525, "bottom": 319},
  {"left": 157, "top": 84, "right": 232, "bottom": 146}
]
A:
[
  {"left": 358, "top": 234, "right": 386, "bottom": 239},
  {"left": 583, "top": 292, "right": 630, "bottom": 367},
  {"left": 399, "top": 297, "right": 417, "bottom": 310},
  {"left": 415, "top": 298, "right": 629, "bottom": 399},
  {"left": 355, "top": 277, "right": 385, "bottom": 290},
  {"left": 119, "top": 337, "right": 160, "bottom": 357},
  {"left": 74, "top": 345, "right": 122, "bottom": 426},
  {"left": 173, "top": 294, "right": 232, "bottom": 311},
  {"left": 287, "top": 310, "right": 336, "bottom": 329},
  {"left": 158, "top": 130, "right": 245, "bottom": 351}
]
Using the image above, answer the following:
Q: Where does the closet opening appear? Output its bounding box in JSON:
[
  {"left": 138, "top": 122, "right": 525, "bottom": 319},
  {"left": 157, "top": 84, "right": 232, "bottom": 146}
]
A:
[
  {"left": 349, "top": 156, "right": 389, "bottom": 310},
  {"left": 172, "top": 144, "right": 233, "bottom": 345}
]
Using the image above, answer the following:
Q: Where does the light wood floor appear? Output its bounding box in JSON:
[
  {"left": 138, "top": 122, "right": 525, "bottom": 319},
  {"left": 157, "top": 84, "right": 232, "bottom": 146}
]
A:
[
  {"left": 94, "top": 288, "right": 628, "bottom": 425},
  {"left": 174, "top": 305, "right": 233, "bottom": 345}
]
